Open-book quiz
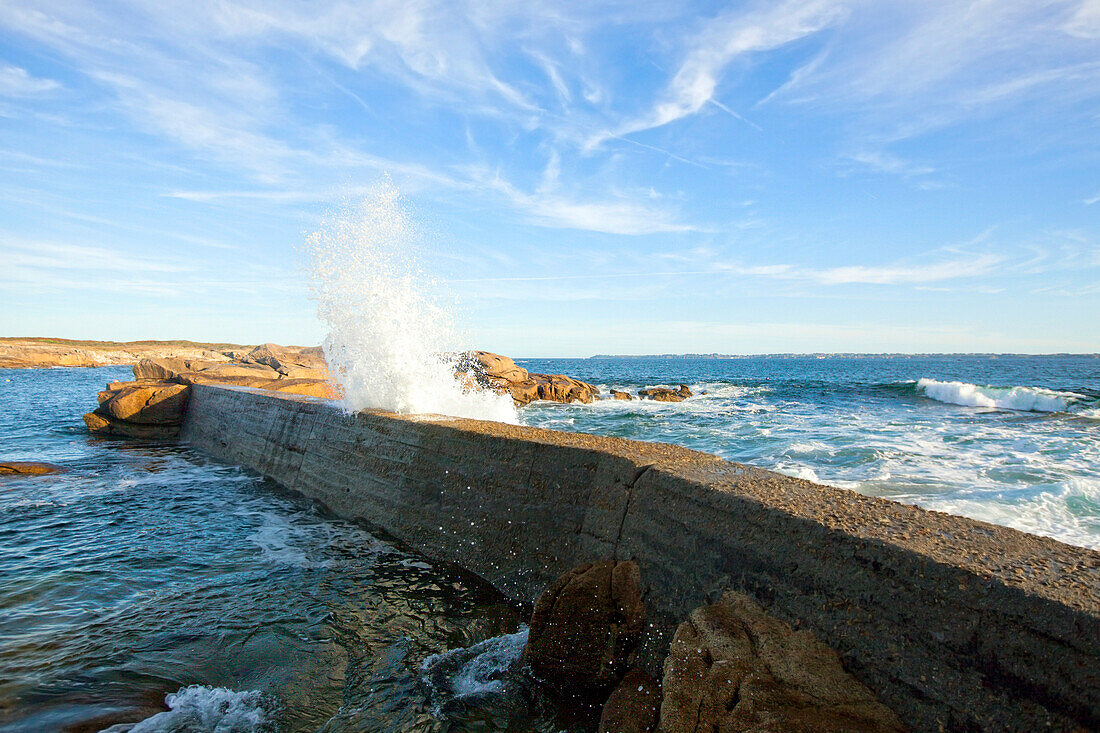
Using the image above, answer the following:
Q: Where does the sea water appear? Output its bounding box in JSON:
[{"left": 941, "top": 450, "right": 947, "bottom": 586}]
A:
[
  {"left": 517, "top": 354, "right": 1100, "bottom": 550},
  {"left": 0, "top": 367, "right": 558, "bottom": 733}
]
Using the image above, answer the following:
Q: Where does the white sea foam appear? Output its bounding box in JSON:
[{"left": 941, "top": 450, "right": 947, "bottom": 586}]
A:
[
  {"left": 916, "top": 378, "right": 1086, "bottom": 413},
  {"left": 101, "top": 686, "right": 272, "bottom": 732},
  {"left": 307, "top": 180, "right": 517, "bottom": 424},
  {"left": 420, "top": 627, "right": 528, "bottom": 700}
]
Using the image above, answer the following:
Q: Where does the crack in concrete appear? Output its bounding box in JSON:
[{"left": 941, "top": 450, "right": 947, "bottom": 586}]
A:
[{"left": 614, "top": 463, "right": 655, "bottom": 559}]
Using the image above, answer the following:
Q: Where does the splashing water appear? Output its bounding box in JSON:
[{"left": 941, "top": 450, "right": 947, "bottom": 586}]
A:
[{"left": 307, "top": 180, "right": 517, "bottom": 423}]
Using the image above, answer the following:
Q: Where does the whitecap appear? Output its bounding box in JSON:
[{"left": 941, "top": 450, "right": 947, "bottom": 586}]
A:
[
  {"left": 916, "top": 378, "right": 1086, "bottom": 413},
  {"left": 421, "top": 627, "right": 528, "bottom": 701}
]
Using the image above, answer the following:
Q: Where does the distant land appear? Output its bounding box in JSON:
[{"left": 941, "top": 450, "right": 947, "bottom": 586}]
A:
[{"left": 584, "top": 353, "right": 1100, "bottom": 360}]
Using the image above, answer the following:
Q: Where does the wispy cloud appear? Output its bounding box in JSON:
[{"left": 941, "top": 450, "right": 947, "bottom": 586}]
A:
[
  {"left": 592, "top": 0, "right": 845, "bottom": 146},
  {"left": 469, "top": 167, "right": 696, "bottom": 235},
  {"left": 0, "top": 64, "right": 60, "bottom": 96}
]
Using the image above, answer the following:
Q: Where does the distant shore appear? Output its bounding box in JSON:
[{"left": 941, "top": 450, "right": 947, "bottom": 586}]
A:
[{"left": 0, "top": 337, "right": 255, "bottom": 369}]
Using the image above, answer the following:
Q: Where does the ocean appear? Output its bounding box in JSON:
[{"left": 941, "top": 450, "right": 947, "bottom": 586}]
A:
[
  {"left": 1, "top": 355, "right": 1097, "bottom": 732},
  {"left": 0, "top": 367, "right": 557, "bottom": 733},
  {"left": 517, "top": 355, "right": 1100, "bottom": 550}
]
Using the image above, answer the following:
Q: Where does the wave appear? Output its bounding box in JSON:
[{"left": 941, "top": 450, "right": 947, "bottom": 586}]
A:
[
  {"left": 307, "top": 179, "right": 517, "bottom": 424},
  {"left": 101, "top": 686, "right": 274, "bottom": 732},
  {"left": 915, "top": 378, "right": 1091, "bottom": 413},
  {"left": 420, "top": 627, "right": 528, "bottom": 702}
]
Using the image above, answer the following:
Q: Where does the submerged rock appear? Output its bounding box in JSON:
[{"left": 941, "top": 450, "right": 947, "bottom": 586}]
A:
[
  {"left": 638, "top": 385, "right": 692, "bottom": 402},
  {"left": 525, "top": 560, "right": 646, "bottom": 690},
  {"left": 658, "top": 591, "right": 905, "bottom": 733},
  {"left": 0, "top": 461, "right": 65, "bottom": 476},
  {"left": 83, "top": 411, "right": 180, "bottom": 439}
]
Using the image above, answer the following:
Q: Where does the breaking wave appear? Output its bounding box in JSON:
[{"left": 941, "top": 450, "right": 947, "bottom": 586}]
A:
[
  {"left": 916, "top": 378, "right": 1090, "bottom": 413},
  {"left": 101, "top": 686, "right": 274, "bottom": 732},
  {"left": 307, "top": 179, "right": 517, "bottom": 423},
  {"left": 420, "top": 627, "right": 529, "bottom": 702}
]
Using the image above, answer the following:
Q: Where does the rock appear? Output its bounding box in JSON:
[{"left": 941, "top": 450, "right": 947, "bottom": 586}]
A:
[
  {"left": 677, "top": 385, "right": 692, "bottom": 398},
  {"left": 243, "top": 343, "right": 327, "bottom": 374},
  {"left": 0, "top": 461, "right": 64, "bottom": 476},
  {"left": 463, "top": 351, "right": 529, "bottom": 384},
  {"left": 638, "top": 387, "right": 687, "bottom": 403},
  {"left": 599, "top": 666, "right": 661, "bottom": 733},
  {"left": 658, "top": 591, "right": 906, "bottom": 733},
  {"left": 525, "top": 560, "right": 646, "bottom": 690},
  {"left": 268, "top": 379, "right": 339, "bottom": 399},
  {"left": 100, "top": 382, "right": 190, "bottom": 425},
  {"left": 457, "top": 351, "right": 597, "bottom": 406},
  {"left": 611, "top": 390, "right": 634, "bottom": 401},
  {"left": 83, "top": 411, "right": 180, "bottom": 440}
]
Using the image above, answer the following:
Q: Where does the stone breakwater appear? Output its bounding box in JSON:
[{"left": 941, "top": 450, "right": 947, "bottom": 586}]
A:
[{"left": 171, "top": 384, "right": 1098, "bottom": 732}]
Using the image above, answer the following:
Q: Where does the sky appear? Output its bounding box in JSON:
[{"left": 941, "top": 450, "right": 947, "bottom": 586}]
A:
[{"left": 1, "top": 0, "right": 1098, "bottom": 357}]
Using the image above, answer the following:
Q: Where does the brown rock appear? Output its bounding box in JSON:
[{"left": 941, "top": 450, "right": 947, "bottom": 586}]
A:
[
  {"left": 0, "top": 461, "right": 65, "bottom": 476},
  {"left": 658, "top": 592, "right": 906, "bottom": 733},
  {"left": 268, "top": 379, "right": 340, "bottom": 399},
  {"left": 83, "top": 411, "right": 179, "bottom": 439},
  {"left": 611, "top": 390, "right": 634, "bottom": 401},
  {"left": 599, "top": 666, "right": 661, "bottom": 733},
  {"left": 243, "top": 343, "right": 327, "bottom": 375},
  {"left": 463, "top": 351, "right": 529, "bottom": 384},
  {"left": 677, "top": 385, "right": 692, "bottom": 398},
  {"left": 100, "top": 382, "right": 190, "bottom": 425},
  {"left": 525, "top": 560, "right": 646, "bottom": 690},
  {"left": 638, "top": 387, "right": 687, "bottom": 403}
]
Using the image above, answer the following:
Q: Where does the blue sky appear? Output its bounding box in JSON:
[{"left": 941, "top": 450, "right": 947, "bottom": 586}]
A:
[{"left": 1, "top": 0, "right": 1098, "bottom": 356}]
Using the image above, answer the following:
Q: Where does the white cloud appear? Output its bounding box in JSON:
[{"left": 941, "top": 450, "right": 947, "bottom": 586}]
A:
[
  {"left": 0, "top": 64, "right": 60, "bottom": 96},
  {"left": 594, "top": 0, "right": 846, "bottom": 145}
]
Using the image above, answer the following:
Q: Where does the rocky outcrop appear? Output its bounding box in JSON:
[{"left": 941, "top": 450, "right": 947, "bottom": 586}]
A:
[
  {"left": 461, "top": 351, "right": 600, "bottom": 406},
  {"left": 638, "top": 385, "right": 692, "bottom": 402},
  {"left": 524, "top": 560, "right": 646, "bottom": 690},
  {"left": 658, "top": 592, "right": 906, "bottom": 733},
  {"left": 0, "top": 461, "right": 65, "bottom": 476},
  {"left": 611, "top": 390, "right": 635, "bottom": 401},
  {"left": 86, "top": 352, "right": 338, "bottom": 439},
  {"left": 599, "top": 667, "right": 661, "bottom": 733}
]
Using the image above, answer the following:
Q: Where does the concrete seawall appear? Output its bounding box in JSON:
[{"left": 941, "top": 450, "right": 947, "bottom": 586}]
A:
[{"left": 180, "top": 384, "right": 1099, "bottom": 731}]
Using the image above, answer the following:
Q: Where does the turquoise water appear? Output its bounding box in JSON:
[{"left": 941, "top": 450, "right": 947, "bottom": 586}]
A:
[
  {"left": 518, "top": 355, "right": 1100, "bottom": 549},
  {"left": 0, "top": 367, "right": 560, "bottom": 733}
]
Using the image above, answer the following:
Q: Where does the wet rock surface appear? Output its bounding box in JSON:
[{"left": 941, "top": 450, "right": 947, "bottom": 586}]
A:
[
  {"left": 525, "top": 560, "right": 646, "bottom": 690},
  {"left": 658, "top": 591, "right": 906, "bottom": 733},
  {"left": 610, "top": 390, "right": 635, "bottom": 401},
  {"left": 638, "top": 385, "right": 692, "bottom": 402}
]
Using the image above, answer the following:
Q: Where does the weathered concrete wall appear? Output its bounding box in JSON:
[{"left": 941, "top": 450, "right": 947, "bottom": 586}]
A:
[{"left": 181, "top": 384, "right": 1099, "bottom": 732}]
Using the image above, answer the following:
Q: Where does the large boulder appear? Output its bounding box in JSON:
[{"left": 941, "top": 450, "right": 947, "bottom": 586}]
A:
[
  {"left": 658, "top": 592, "right": 906, "bottom": 733},
  {"left": 99, "top": 382, "right": 190, "bottom": 425},
  {"left": 464, "top": 351, "right": 529, "bottom": 384},
  {"left": 611, "top": 390, "right": 634, "bottom": 401},
  {"left": 599, "top": 666, "right": 661, "bottom": 733},
  {"left": 525, "top": 560, "right": 646, "bottom": 690}
]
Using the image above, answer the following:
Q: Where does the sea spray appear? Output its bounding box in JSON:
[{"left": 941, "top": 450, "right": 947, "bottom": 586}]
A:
[{"left": 307, "top": 180, "right": 518, "bottom": 423}]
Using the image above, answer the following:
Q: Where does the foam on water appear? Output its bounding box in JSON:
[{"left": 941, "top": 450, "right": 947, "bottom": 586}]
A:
[
  {"left": 916, "top": 378, "right": 1087, "bottom": 413},
  {"left": 420, "top": 627, "right": 529, "bottom": 700},
  {"left": 307, "top": 179, "right": 517, "bottom": 424},
  {"left": 101, "top": 686, "right": 273, "bottom": 732}
]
